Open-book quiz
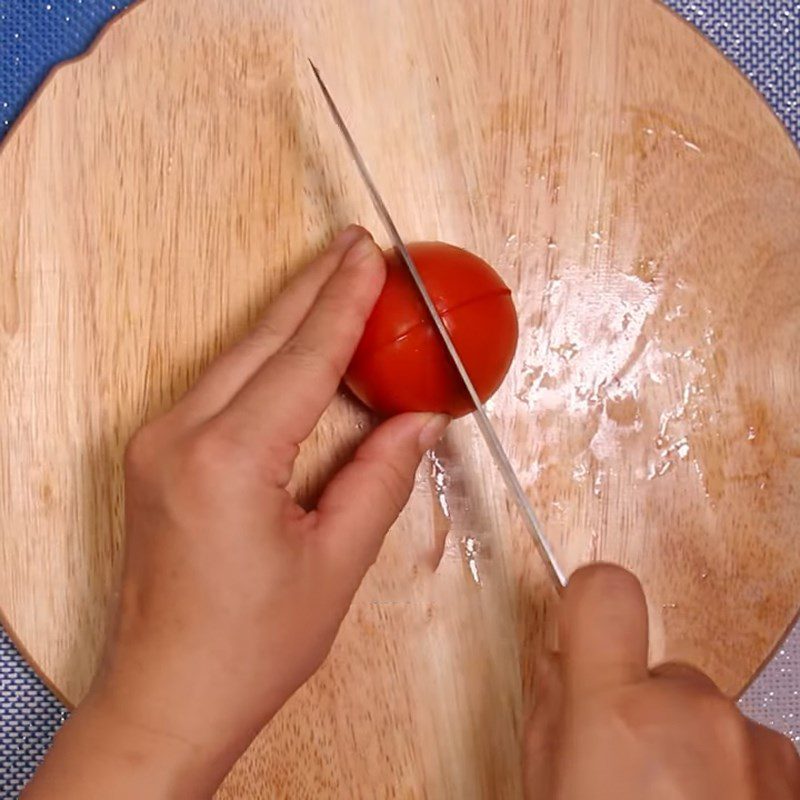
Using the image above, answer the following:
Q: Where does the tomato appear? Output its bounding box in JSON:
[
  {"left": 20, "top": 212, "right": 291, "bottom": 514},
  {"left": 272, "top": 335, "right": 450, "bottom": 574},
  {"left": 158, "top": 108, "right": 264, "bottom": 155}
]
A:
[{"left": 345, "top": 241, "right": 519, "bottom": 418}]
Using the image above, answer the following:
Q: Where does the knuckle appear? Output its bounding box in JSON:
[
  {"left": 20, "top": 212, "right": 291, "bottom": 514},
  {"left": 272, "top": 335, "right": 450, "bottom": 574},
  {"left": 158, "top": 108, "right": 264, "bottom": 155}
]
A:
[
  {"left": 180, "top": 421, "right": 299, "bottom": 487},
  {"left": 124, "top": 425, "right": 156, "bottom": 475},
  {"left": 789, "top": 759, "right": 800, "bottom": 792},
  {"left": 249, "top": 316, "right": 284, "bottom": 348},
  {"left": 697, "top": 694, "right": 749, "bottom": 753},
  {"left": 775, "top": 734, "right": 800, "bottom": 772},
  {"left": 651, "top": 661, "right": 719, "bottom": 692},
  {"left": 328, "top": 269, "right": 373, "bottom": 312},
  {"left": 280, "top": 340, "right": 343, "bottom": 384},
  {"left": 324, "top": 308, "right": 359, "bottom": 342},
  {"left": 181, "top": 422, "right": 238, "bottom": 473},
  {"left": 370, "top": 458, "right": 413, "bottom": 511},
  {"left": 262, "top": 440, "right": 300, "bottom": 487},
  {"left": 610, "top": 685, "right": 668, "bottom": 730}
]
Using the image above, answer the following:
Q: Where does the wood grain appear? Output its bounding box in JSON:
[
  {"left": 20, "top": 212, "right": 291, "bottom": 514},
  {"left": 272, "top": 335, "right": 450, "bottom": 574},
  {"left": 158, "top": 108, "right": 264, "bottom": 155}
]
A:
[{"left": 1, "top": 0, "right": 799, "bottom": 796}]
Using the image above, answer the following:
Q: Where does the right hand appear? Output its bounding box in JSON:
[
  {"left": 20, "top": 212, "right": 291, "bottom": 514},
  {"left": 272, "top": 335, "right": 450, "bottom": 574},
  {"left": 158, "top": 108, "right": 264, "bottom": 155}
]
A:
[{"left": 525, "top": 564, "right": 800, "bottom": 799}]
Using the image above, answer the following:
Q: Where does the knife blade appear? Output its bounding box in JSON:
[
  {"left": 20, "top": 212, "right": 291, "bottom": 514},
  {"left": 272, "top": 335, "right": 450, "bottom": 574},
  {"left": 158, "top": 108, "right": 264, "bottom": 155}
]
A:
[{"left": 310, "top": 60, "right": 567, "bottom": 591}]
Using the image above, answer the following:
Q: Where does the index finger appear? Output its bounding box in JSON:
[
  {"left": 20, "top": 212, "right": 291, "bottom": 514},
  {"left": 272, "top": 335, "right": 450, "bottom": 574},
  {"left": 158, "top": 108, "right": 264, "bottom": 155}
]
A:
[
  {"left": 178, "top": 225, "right": 368, "bottom": 423},
  {"left": 560, "top": 564, "right": 649, "bottom": 695},
  {"left": 223, "top": 232, "right": 386, "bottom": 445}
]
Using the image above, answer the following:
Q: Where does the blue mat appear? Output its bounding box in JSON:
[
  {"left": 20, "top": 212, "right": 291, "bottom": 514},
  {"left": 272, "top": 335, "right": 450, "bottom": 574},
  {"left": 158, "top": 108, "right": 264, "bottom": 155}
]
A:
[
  {"left": 1, "top": 1, "right": 798, "bottom": 796},
  {"left": 2, "top": 1, "right": 798, "bottom": 140}
]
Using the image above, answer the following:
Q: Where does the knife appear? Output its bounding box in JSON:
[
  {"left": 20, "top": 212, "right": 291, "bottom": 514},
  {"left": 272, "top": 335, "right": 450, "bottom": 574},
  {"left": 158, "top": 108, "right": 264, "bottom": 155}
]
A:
[{"left": 310, "top": 61, "right": 567, "bottom": 591}]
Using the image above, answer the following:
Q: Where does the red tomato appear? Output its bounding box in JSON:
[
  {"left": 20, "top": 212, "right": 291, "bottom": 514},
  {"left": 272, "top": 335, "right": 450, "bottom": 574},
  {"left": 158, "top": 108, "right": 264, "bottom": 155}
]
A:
[{"left": 345, "top": 241, "right": 519, "bottom": 418}]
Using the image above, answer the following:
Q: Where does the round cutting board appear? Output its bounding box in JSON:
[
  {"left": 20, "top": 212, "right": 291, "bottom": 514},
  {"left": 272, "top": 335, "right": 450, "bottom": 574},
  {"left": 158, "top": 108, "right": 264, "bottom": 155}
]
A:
[{"left": 2, "top": 0, "right": 799, "bottom": 796}]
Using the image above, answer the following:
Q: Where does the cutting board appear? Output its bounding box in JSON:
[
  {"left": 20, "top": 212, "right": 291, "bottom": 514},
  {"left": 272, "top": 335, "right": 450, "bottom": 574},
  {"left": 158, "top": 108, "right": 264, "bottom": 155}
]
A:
[{"left": 1, "top": 0, "right": 799, "bottom": 796}]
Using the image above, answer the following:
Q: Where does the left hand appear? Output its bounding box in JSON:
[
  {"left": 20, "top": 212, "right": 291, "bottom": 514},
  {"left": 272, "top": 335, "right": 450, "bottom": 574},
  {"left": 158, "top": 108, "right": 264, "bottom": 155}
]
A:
[{"left": 24, "top": 225, "right": 449, "bottom": 799}]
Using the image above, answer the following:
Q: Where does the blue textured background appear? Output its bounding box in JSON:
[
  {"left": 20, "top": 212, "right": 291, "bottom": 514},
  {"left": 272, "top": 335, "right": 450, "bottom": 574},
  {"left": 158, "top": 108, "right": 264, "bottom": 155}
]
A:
[{"left": 1, "top": 1, "right": 798, "bottom": 796}]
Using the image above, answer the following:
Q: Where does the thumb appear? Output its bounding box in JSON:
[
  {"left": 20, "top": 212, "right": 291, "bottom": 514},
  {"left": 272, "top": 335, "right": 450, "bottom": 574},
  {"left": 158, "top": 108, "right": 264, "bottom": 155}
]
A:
[
  {"left": 316, "top": 412, "right": 450, "bottom": 572},
  {"left": 560, "top": 564, "right": 649, "bottom": 696}
]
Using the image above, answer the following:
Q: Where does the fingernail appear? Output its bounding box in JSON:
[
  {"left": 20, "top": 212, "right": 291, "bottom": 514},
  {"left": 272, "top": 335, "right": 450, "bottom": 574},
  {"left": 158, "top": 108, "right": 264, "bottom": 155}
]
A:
[
  {"left": 334, "top": 224, "right": 368, "bottom": 251},
  {"left": 342, "top": 234, "right": 381, "bottom": 267},
  {"left": 418, "top": 414, "right": 450, "bottom": 451}
]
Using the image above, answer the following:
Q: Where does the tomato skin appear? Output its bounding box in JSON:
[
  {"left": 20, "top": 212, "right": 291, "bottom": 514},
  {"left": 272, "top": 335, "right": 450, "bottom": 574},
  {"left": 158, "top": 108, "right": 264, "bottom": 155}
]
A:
[{"left": 345, "top": 242, "right": 519, "bottom": 418}]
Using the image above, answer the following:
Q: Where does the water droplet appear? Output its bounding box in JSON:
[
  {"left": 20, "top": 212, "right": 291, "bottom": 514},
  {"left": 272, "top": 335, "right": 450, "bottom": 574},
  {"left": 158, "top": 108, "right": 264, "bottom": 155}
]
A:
[
  {"left": 682, "top": 138, "right": 702, "bottom": 154},
  {"left": 633, "top": 257, "right": 659, "bottom": 283},
  {"left": 588, "top": 528, "right": 600, "bottom": 557},
  {"left": 670, "top": 129, "right": 703, "bottom": 154},
  {"left": 664, "top": 304, "right": 686, "bottom": 322},
  {"left": 553, "top": 341, "right": 579, "bottom": 361},
  {"left": 572, "top": 461, "right": 588, "bottom": 483},
  {"left": 647, "top": 459, "right": 672, "bottom": 480},
  {"left": 429, "top": 451, "right": 450, "bottom": 521},
  {"left": 463, "top": 535, "right": 482, "bottom": 585}
]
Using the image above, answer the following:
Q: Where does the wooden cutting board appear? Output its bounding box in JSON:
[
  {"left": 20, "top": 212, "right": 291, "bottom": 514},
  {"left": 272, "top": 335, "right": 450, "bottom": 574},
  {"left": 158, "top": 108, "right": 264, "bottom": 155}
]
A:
[{"left": 1, "top": 0, "right": 799, "bottom": 795}]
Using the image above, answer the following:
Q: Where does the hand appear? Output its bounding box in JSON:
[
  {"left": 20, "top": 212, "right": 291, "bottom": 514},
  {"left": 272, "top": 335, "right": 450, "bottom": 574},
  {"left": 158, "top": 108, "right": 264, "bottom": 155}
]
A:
[
  {"left": 524, "top": 564, "right": 800, "bottom": 800},
  {"left": 24, "top": 226, "right": 449, "bottom": 799}
]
